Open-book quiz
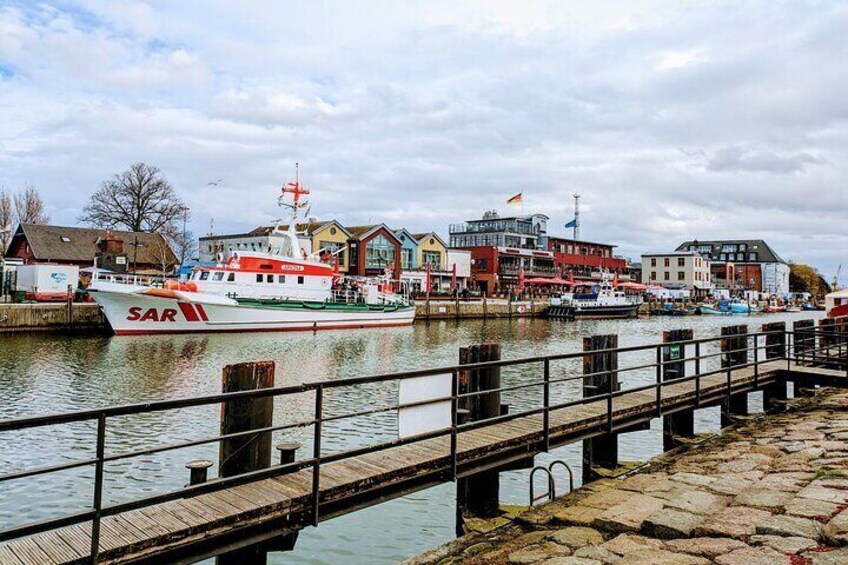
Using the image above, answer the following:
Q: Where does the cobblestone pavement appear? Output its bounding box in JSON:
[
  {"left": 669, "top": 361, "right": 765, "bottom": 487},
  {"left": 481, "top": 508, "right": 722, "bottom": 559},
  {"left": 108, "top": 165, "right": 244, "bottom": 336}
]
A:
[{"left": 406, "top": 389, "right": 848, "bottom": 565}]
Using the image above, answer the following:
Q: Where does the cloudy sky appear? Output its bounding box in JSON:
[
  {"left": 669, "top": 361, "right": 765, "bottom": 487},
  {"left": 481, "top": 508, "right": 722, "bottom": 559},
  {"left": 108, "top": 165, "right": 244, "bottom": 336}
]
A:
[{"left": 1, "top": 1, "right": 846, "bottom": 278}]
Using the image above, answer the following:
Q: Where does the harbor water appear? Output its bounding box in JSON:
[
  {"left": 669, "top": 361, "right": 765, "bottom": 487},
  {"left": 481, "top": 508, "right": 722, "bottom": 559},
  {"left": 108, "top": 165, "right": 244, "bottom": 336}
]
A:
[{"left": 0, "top": 312, "right": 824, "bottom": 564}]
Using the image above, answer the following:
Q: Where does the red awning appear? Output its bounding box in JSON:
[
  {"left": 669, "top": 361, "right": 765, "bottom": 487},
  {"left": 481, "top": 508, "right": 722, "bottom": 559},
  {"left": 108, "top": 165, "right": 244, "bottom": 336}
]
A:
[
  {"left": 617, "top": 281, "right": 648, "bottom": 291},
  {"left": 524, "top": 277, "right": 574, "bottom": 286}
]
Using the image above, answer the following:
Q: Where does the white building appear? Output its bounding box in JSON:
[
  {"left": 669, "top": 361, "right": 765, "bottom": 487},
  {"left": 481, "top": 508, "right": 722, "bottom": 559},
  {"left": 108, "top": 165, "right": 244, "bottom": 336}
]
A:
[
  {"left": 641, "top": 251, "right": 712, "bottom": 296},
  {"left": 401, "top": 249, "right": 472, "bottom": 293}
]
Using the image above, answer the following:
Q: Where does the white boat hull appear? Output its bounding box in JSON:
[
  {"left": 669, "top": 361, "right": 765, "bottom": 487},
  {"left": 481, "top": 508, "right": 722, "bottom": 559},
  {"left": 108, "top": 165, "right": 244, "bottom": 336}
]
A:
[{"left": 90, "top": 287, "right": 416, "bottom": 335}]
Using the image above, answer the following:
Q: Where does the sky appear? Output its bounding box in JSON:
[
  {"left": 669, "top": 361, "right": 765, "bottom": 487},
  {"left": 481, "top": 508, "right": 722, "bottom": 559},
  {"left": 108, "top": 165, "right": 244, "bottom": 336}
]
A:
[{"left": 0, "top": 0, "right": 846, "bottom": 279}]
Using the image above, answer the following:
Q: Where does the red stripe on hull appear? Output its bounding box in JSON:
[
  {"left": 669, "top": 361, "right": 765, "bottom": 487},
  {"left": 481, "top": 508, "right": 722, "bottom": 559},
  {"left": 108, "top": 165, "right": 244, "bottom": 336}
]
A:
[
  {"left": 177, "top": 302, "right": 199, "bottom": 322},
  {"left": 195, "top": 304, "right": 209, "bottom": 321},
  {"left": 112, "top": 320, "right": 415, "bottom": 336}
]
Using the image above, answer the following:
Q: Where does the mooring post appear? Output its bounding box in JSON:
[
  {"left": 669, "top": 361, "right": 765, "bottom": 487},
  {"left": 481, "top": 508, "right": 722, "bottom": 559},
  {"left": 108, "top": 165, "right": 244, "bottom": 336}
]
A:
[
  {"left": 582, "top": 334, "right": 619, "bottom": 482},
  {"left": 761, "top": 322, "right": 788, "bottom": 412},
  {"left": 662, "top": 329, "right": 694, "bottom": 451},
  {"left": 720, "top": 325, "right": 748, "bottom": 428},
  {"left": 216, "top": 361, "right": 276, "bottom": 565},
  {"left": 456, "top": 343, "right": 502, "bottom": 532},
  {"left": 794, "top": 319, "right": 816, "bottom": 396},
  {"left": 820, "top": 318, "right": 837, "bottom": 367}
]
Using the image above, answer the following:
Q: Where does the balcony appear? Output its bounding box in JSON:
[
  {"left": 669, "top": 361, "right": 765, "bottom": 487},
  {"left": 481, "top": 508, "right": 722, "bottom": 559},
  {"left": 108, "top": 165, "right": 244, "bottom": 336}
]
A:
[{"left": 449, "top": 221, "right": 539, "bottom": 236}]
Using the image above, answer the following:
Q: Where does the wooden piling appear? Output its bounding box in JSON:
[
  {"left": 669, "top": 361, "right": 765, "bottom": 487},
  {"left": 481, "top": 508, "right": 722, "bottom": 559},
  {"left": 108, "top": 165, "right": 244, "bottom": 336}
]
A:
[
  {"left": 582, "top": 334, "right": 619, "bottom": 482},
  {"left": 216, "top": 361, "right": 275, "bottom": 565},
  {"left": 794, "top": 319, "right": 816, "bottom": 396},
  {"left": 456, "top": 344, "right": 502, "bottom": 528},
  {"left": 662, "top": 329, "right": 694, "bottom": 451},
  {"left": 720, "top": 325, "right": 748, "bottom": 427},
  {"left": 761, "top": 322, "right": 788, "bottom": 412}
]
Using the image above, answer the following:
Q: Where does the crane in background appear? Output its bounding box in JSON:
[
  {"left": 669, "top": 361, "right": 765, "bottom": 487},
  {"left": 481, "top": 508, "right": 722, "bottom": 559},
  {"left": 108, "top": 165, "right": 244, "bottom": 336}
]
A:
[{"left": 834, "top": 264, "right": 842, "bottom": 292}]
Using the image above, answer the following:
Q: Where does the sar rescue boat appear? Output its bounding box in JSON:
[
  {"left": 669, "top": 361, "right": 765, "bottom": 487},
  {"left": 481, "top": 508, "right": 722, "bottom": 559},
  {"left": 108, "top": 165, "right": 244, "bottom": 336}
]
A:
[{"left": 88, "top": 170, "right": 416, "bottom": 335}]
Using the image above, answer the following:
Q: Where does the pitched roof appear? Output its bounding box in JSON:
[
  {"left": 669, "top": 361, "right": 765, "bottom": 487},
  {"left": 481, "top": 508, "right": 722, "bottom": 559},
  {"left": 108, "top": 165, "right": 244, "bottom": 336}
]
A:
[
  {"left": 675, "top": 239, "right": 785, "bottom": 263},
  {"left": 412, "top": 232, "right": 448, "bottom": 248},
  {"left": 249, "top": 220, "right": 350, "bottom": 238},
  {"left": 11, "top": 224, "right": 178, "bottom": 266}
]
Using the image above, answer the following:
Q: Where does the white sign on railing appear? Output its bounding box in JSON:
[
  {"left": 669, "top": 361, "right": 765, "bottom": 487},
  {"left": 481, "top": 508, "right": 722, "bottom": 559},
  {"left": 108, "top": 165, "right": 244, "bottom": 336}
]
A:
[{"left": 398, "top": 373, "right": 452, "bottom": 438}]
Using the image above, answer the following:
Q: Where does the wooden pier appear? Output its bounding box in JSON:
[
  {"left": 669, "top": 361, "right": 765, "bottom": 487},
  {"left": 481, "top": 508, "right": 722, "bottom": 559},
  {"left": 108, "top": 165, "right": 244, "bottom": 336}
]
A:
[{"left": 0, "top": 319, "right": 846, "bottom": 564}]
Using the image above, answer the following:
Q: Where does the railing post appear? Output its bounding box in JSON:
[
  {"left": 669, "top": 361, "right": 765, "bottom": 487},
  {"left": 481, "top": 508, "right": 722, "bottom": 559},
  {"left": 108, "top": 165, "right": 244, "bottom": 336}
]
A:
[
  {"left": 582, "top": 334, "right": 619, "bottom": 482},
  {"left": 450, "top": 368, "right": 458, "bottom": 481},
  {"left": 655, "top": 345, "right": 662, "bottom": 417},
  {"left": 662, "top": 329, "right": 694, "bottom": 452},
  {"left": 720, "top": 324, "right": 748, "bottom": 428},
  {"left": 89, "top": 414, "right": 106, "bottom": 563},
  {"left": 695, "top": 341, "right": 701, "bottom": 407},
  {"left": 543, "top": 359, "right": 551, "bottom": 451},
  {"left": 794, "top": 319, "right": 816, "bottom": 396},
  {"left": 311, "top": 384, "right": 323, "bottom": 527}
]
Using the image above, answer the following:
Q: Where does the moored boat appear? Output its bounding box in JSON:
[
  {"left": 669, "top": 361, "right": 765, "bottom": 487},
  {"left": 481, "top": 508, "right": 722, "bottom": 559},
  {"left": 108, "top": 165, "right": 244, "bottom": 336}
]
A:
[
  {"left": 547, "top": 272, "right": 641, "bottom": 319},
  {"left": 89, "top": 170, "right": 416, "bottom": 335},
  {"left": 825, "top": 289, "right": 848, "bottom": 320}
]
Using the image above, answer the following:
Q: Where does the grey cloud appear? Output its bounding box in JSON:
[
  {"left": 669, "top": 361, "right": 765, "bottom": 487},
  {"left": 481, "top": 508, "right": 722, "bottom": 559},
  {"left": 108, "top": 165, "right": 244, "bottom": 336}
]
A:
[{"left": 707, "top": 147, "right": 825, "bottom": 173}]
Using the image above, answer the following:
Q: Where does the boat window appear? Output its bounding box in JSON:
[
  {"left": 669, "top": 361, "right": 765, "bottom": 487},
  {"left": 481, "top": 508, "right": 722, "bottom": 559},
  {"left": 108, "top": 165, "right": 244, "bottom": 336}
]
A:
[
  {"left": 200, "top": 271, "right": 210, "bottom": 281},
  {"left": 278, "top": 275, "right": 286, "bottom": 283},
  {"left": 227, "top": 273, "right": 235, "bottom": 282},
  {"left": 213, "top": 272, "right": 224, "bottom": 281},
  {"left": 256, "top": 274, "right": 262, "bottom": 283},
  {"left": 266, "top": 274, "right": 273, "bottom": 283},
  {"left": 297, "top": 276, "right": 304, "bottom": 285}
]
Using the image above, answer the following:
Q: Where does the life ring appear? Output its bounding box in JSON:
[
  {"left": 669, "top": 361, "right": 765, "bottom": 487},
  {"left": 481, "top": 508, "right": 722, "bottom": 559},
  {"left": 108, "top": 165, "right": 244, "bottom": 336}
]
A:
[{"left": 518, "top": 305, "right": 526, "bottom": 314}]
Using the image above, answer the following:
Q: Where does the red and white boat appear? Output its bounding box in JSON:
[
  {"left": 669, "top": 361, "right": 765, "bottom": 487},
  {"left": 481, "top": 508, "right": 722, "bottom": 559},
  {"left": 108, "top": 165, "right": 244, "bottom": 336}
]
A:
[
  {"left": 826, "top": 289, "right": 848, "bottom": 320},
  {"left": 88, "top": 171, "right": 416, "bottom": 335}
]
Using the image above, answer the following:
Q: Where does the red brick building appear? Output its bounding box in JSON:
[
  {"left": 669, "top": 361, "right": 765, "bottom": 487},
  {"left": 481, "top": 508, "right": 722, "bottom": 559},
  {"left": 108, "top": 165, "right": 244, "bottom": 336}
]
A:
[
  {"left": 464, "top": 246, "right": 557, "bottom": 295},
  {"left": 346, "top": 224, "right": 403, "bottom": 280},
  {"left": 546, "top": 237, "right": 629, "bottom": 279}
]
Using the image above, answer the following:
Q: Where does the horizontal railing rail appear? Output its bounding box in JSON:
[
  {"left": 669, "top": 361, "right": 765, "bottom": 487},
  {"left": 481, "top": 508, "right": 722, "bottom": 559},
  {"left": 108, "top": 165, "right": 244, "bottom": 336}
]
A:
[{"left": 0, "top": 324, "right": 845, "bottom": 562}]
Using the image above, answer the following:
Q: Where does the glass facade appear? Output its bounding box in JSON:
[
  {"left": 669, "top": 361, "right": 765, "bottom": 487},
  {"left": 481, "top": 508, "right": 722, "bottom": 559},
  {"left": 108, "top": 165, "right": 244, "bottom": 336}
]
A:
[{"left": 365, "top": 235, "right": 395, "bottom": 269}]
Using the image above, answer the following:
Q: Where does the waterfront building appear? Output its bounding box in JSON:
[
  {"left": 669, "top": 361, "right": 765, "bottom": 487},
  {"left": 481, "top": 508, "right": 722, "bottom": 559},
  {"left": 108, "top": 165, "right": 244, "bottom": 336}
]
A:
[
  {"left": 641, "top": 251, "right": 712, "bottom": 297},
  {"left": 449, "top": 210, "right": 549, "bottom": 250},
  {"left": 676, "top": 239, "right": 790, "bottom": 295},
  {"left": 394, "top": 229, "right": 421, "bottom": 270},
  {"left": 546, "top": 236, "right": 630, "bottom": 280},
  {"left": 346, "top": 224, "right": 404, "bottom": 280},
  {"left": 6, "top": 224, "right": 178, "bottom": 274}
]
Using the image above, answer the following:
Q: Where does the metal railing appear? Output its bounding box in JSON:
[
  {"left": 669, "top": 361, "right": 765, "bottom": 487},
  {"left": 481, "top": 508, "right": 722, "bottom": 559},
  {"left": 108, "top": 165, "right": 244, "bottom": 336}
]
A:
[{"left": 0, "top": 324, "right": 846, "bottom": 562}]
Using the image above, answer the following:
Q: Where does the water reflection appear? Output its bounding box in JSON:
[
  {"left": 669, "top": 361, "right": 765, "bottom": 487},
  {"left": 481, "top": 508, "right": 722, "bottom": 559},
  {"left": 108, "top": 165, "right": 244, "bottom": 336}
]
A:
[{"left": 0, "top": 312, "right": 824, "bottom": 563}]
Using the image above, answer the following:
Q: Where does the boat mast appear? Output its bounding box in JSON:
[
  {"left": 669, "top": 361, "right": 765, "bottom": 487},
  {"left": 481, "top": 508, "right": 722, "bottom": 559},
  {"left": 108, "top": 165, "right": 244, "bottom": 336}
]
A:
[{"left": 573, "top": 193, "right": 580, "bottom": 241}]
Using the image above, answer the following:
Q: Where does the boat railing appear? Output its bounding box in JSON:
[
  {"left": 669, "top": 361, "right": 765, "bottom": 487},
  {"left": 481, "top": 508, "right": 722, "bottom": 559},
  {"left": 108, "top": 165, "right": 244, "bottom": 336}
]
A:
[{"left": 92, "top": 272, "right": 168, "bottom": 288}]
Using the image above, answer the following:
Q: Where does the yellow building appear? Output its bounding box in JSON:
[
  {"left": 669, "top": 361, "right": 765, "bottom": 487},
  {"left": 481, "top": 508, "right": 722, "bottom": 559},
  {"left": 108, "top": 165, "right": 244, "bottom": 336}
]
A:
[
  {"left": 413, "top": 232, "right": 448, "bottom": 270},
  {"left": 307, "top": 221, "right": 352, "bottom": 273}
]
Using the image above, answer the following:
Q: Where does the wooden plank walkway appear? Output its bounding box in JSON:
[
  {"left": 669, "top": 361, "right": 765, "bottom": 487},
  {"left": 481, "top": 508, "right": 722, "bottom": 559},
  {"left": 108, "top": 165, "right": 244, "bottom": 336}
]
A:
[{"left": 2, "top": 360, "right": 844, "bottom": 564}]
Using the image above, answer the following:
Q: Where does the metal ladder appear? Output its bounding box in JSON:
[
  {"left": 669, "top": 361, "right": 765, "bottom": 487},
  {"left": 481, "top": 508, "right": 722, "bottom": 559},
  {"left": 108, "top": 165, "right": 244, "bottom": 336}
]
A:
[{"left": 529, "top": 460, "right": 575, "bottom": 505}]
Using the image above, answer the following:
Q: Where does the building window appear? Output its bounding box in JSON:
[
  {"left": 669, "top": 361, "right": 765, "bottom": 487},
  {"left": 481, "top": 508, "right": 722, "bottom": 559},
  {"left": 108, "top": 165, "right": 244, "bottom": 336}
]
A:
[
  {"left": 651, "top": 271, "right": 656, "bottom": 280},
  {"left": 278, "top": 275, "right": 286, "bottom": 283},
  {"left": 678, "top": 257, "right": 685, "bottom": 267},
  {"left": 319, "top": 241, "right": 345, "bottom": 266},
  {"left": 651, "top": 258, "right": 656, "bottom": 267},
  {"left": 678, "top": 271, "right": 685, "bottom": 281},
  {"left": 330, "top": 227, "right": 337, "bottom": 235},
  {"left": 664, "top": 258, "right": 670, "bottom": 267},
  {"left": 422, "top": 250, "right": 442, "bottom": 267},
  {"left": 297, "top": 276, "right": 304, "bottom": 284},
  {"left": 748, "top": 252, "right": 757, "bottom": 261},
  {"left": 256, "top": 274, "right": 262, "bottom": 282},
  {"left": 365, "top": 234, "right": 396, "bottom": 269},
  {"left": 664, "top": 272, "right": 670, "bottom": 281},
  {"left": 401, "top": 248, "right": 414, "bottom": 269}
]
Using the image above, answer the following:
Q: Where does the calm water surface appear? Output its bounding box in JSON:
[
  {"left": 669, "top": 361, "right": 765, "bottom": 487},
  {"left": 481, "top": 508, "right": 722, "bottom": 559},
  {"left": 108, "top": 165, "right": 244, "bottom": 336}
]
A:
[{"left": 0, "top": 312, "right": 823, "bottom": 563}]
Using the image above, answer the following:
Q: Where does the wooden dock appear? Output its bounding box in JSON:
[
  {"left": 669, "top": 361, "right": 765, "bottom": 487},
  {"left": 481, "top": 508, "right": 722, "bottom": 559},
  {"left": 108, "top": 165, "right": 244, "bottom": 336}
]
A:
[{"left": 0, "top": 320, "right": 846, "bottom": 564}]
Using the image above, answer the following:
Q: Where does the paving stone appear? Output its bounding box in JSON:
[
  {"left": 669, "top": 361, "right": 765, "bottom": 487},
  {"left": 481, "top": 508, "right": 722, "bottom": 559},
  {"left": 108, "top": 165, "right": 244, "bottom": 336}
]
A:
[
  {"left": 756, "top": 514, "right": 822, "bottom": 540},
  {"left": 539, "top": 542, "right": 575, "bottom": 557},
  {"left": 706, "top": 474, "right": 762, "bottom": 496},
  {"left": 804, "top": 547, "right": 848, "bottom": 564},
  {"left": 663, "top": 538, "right": 748, "bottom": 558},
  {"left": 593, "top": 495, "right": 665, "bottom": 533},
  {"left": 715, "top": 459, "right": 760, "bottom": 473},
  {"left": 693, "top": 506, "right": 772, "bottom": 540},
  {"left": 618, "top": 473, "right": 674, "bottom": 494},
  {"left": 662, "top": 488, "right": 731, "bottom": 515},
  {"left": 823, "top": 508, "right": 848, "bottom": 545},
  {"left": 614, "top": 549, "right": 709, "bottom": 565},
  {"left": 755, "top": 474, "right": 807, "bottom": 492},
  {"left": 749, "top": 534, "right": 818, "bottom": 553},
  {"left": 579, "top": 489, "right": 637, "bottom": 510},
  {"left": 573, "top": 546, "right": 621, "bottom": 564},
  {"left": 552, "top": 505, "right": 606, "bottom": 527},
  {"left": 539, "top": 558, "right": 602, "bottom": 565},
  {"left": 785, "top": 497, "right": 841, "bottom": 520},
  {"left": 547, "top": 527, "right": 605, "bottom": 549},
  {"left": 508, "top": 548, "right": 550, "bottom": 564},
  {"left": 750, "top": 445, "right": 784, "bottom": 458},
  {"left": 668, "top": 473, "right": 716, "bottom": 488},
  {"left": 641, "top": 508, "right": 704, "bottom": 539},
  {"left": 516, "top": 531, "right": 556, "bottom": 547},
  {"left": 714, "top": 546, "right": 792, "bottom": 565},
  {"left": 798, "top": 484, "right": 848, "bottom": 504},
  {"left": 732, "top": 487, "right": 794, "bottom": 511},
  {"left": 600, "top": 534, "right": 663, "bottom": 556}
]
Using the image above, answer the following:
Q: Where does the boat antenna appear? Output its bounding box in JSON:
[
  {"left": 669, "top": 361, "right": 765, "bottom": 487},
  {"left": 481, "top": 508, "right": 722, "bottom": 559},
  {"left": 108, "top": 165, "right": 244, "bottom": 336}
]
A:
[
  {"left": 573, "top": 193, "right": 580, "bottom": 241},
  {"left": 279, "top": 162, "right": 311, "bottom": 221}
]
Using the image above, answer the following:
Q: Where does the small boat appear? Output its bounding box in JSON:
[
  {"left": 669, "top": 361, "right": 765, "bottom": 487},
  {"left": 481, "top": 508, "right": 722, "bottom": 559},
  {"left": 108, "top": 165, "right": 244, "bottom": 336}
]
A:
[
  {"left": 547, "top": 271, "right": 641, "bottom": 319},
  {"left": 699, "top": 305, "right": 730, "bottom": 315},
  {"left": 785, "top": 305, "right": 802, "bottom": 313},
  {"left": 825, "top": 289, "right": 848, "bottom": 319}
]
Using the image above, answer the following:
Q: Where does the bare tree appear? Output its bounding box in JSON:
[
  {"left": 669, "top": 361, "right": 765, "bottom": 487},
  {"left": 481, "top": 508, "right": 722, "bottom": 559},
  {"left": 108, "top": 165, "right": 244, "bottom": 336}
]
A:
[
  {"left": 79, "top": 163, "right": 187, "bottom": 236},
  {"left": 149, "top": 235, "right": 179, "bottom": 277},
  {"left": 14, "top": 184, "right": 49, "bottom": 225},
  {"left": 0, "top": 188, "right": 13, "bottom": 256}
]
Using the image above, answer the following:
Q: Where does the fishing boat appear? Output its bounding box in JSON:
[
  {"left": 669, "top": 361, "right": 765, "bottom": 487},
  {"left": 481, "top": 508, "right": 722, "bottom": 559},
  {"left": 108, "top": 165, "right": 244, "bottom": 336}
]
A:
[
  {"left": 547, "top": 272, "right": 641, "bottom": 319},
  {"left": 88, "top": 170, "right": 416, "bottom": 335},
  {"left": 825, "top": 289, "right": 848, "bottom": 319},
  {"left": 698, "top": 304, "right": 730, "bottom": 316}
]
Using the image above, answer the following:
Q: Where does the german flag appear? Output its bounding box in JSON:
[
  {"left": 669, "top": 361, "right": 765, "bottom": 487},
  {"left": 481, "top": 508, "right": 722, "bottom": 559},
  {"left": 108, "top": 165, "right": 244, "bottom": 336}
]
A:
[{"left": 506, "top": 193, "right": 522, "bottom": 205}]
